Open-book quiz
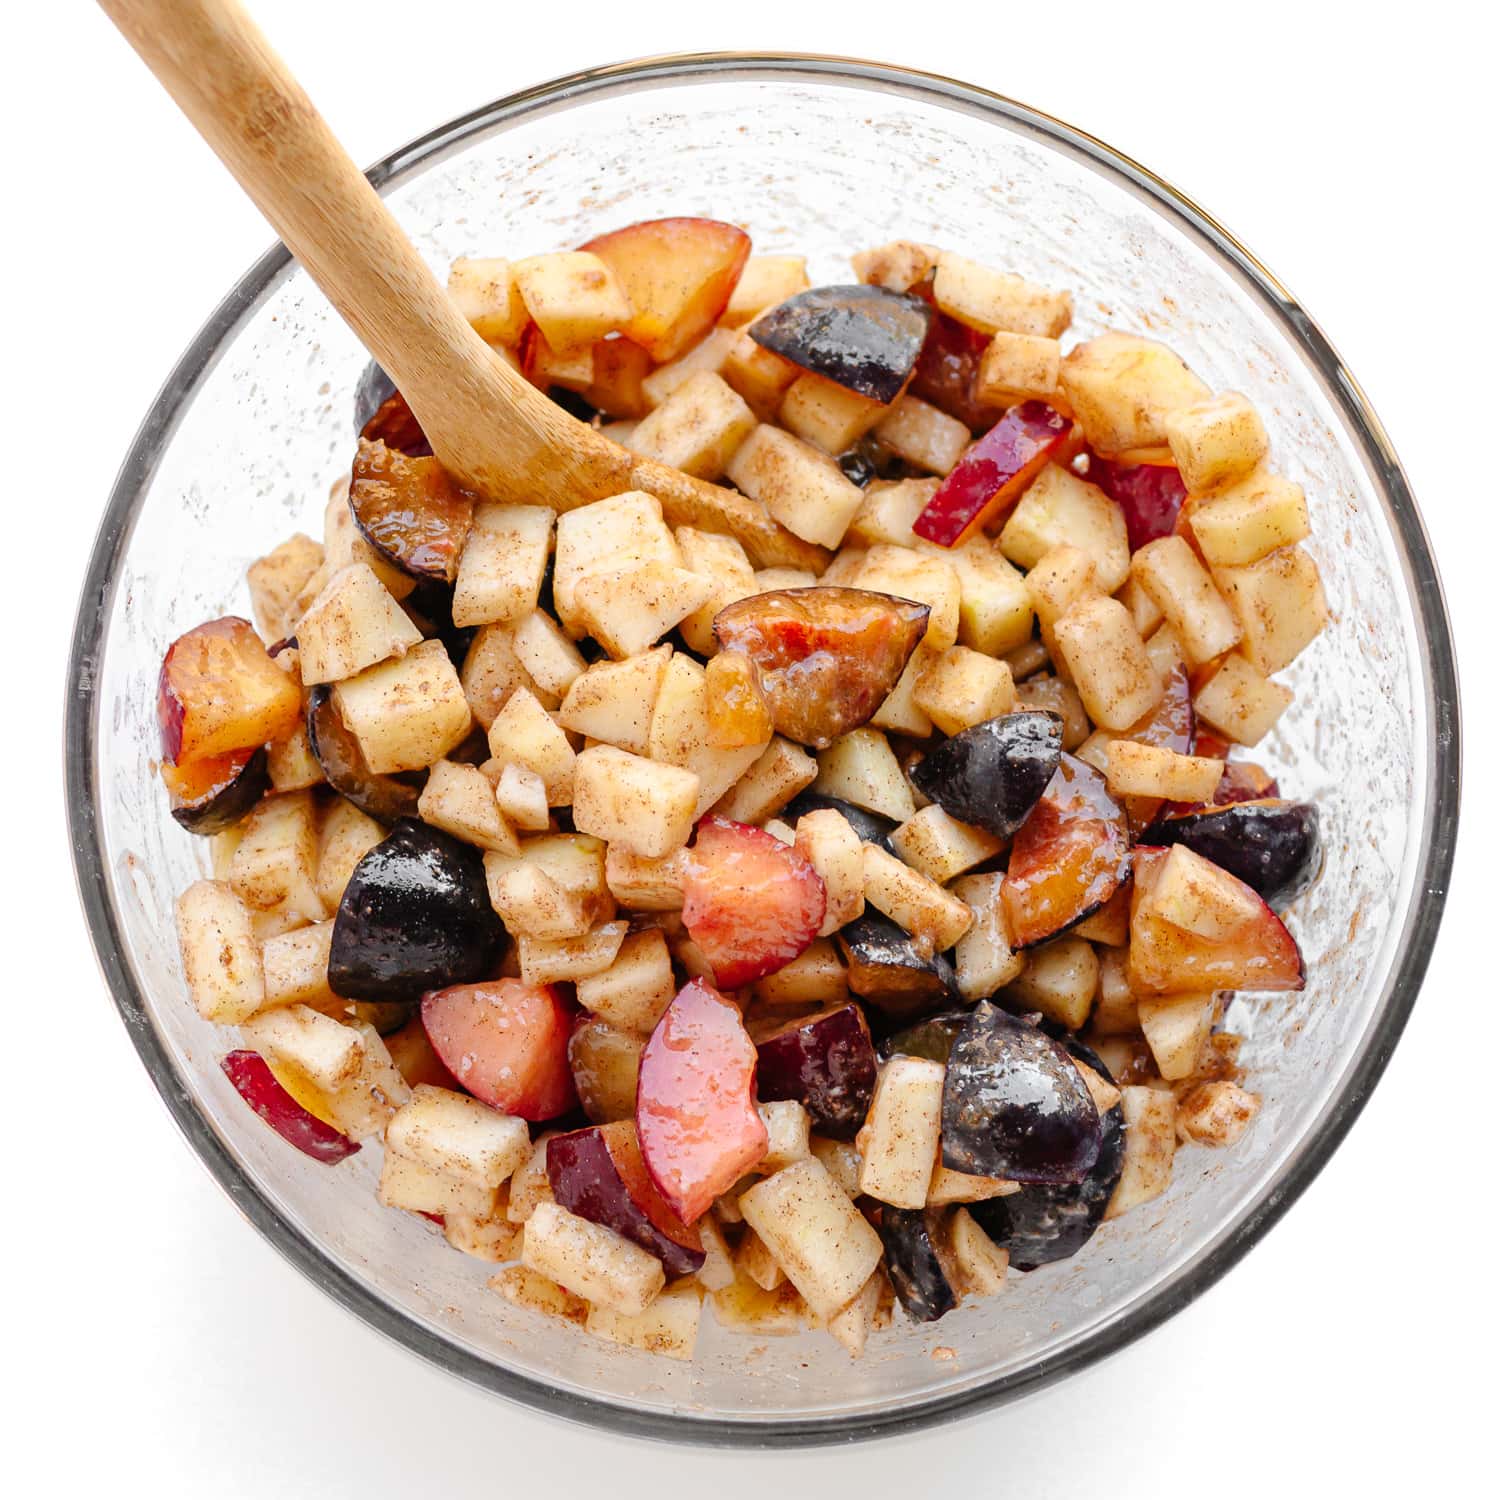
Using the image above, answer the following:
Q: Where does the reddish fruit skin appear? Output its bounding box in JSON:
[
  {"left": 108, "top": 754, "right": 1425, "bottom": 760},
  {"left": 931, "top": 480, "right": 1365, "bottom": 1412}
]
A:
[
  {"left": 712, "top": 587, "right": 930, "bottom": 749},
  {"left": 547, "top": 1122, "right": 705, "bottom": 1276},
  {"left": 421, "top": 980, "right": 578, "bottom": 1121},
  {"left": 161, "top": 745, "right": 270, "bottom": 835},
  {"left": 1002, "top": 753, "right": 1131, "bottom": 949},
  {"left": 910, "top": 306, "right": 994, "bottom": 432},
  {"left": 220, "top": 1051, "right": 361, "bottom": 1164},
  {"left": 913, "top": 402, "right": 1075, "bottom": 547},
  {"left": 754, "top": 1003, "right": 877, "bottom": 1140},
  {"left": 1089, "top": 456, "right": 1188, "bottom": 551},
  {"left": 157, "top": 616, "right": 302, "bottom": 766},
  {"left": 681, "top": 816, "right": 827, "bottom": 989},
  {"left": 1193, "top": 727, "right": 1233, "bottom": 760},
  {"left": 1128, "top": 847, "right": 1304, "bottom": 994},
  {"left": 636, "top": 978, "right": 768, "bottom": 1223},
  {"left": 581, "top": 217, "right": 750, "bottom": 362}
]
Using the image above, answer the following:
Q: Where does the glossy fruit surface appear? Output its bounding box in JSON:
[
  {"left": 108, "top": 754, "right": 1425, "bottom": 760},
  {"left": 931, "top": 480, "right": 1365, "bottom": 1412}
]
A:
[
  {"left": 879, "top": 1010, "right": 969, "bottom": 1065},
  {"left": 329, "top": 820, "right": 504, "bottom": 1001},
  {"left": 837, "top": 912, "right": 958, "bottom": 1016},
  {"left": 912, "top": 402, "right": 1074, "bottom": 547},
  {"left": 969, "top": 1036, "right": 1124, "bottom": 1268},
  {"left": 548, "top": 1121, "right": 705, "bottom": 1276},
  {"left": 782, "top": 789, "right": 897, "bottom": 849},
  {"left": 157, "top": 616, "right": 302, "bottom": 766},
  {"left": 582, "top": 217, "right": 750, "bottom": 362},
  {"left": 1089, "top": 456, "right": 1186, "bottom": 550},
  {"left": 162, "top": 745, "right": 269, "bottom": 834},
  {"left": 909, "top": 710, "right": 1062, "bottom": 839},
  {"left": 713, "top": 588, "right": 930, "bottom": 749},
  {"left": 941, "top": 1002, "right": 1102, "bottom": 1183},
  {"left": 220, "top": 1050, "right": 361, "bottom": 1164},
  {"left": 1140, "top": 799, "right": 1321, "bottom": 906},
  {"left": 349, "top": 439, "right": 474, "bottom": 584},
  {"left": 636, "top": 978, "right": 768, "bottom": 1223},
  {"left": 681, "top": 817, "right": 826, "bottom": 989},
  {"left": 305, "top": 686, "right": 423, "bottom": 825},
  {"left": 1002, "top": 752, "right": 1131, "bottom": 948},
  {"left": 910, "top": 306, "right": 993, "bottom": 432},
  {"left": 749, "top": 284, "right": 932, "bottom": 403},
  {"left": 870, "top": 1205, "right": 958, "bottom": 1323},
  {"left": 421, "top": 979, "right": 578, "bottom": 1119},
  {"left": 754, "top": 1004, "right": 877, "bottom": 1140}
]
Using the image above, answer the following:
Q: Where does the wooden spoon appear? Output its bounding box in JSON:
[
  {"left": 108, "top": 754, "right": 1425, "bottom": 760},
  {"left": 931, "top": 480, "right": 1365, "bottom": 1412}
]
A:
[{"left": 96, "top": 0, "right": 828, "bottom": 572}]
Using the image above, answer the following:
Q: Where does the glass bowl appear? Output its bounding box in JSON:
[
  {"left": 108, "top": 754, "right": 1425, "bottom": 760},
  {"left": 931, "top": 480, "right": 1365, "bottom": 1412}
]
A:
[{"left": 65, "top": 54, "right": 1460, "bottom": 1445}]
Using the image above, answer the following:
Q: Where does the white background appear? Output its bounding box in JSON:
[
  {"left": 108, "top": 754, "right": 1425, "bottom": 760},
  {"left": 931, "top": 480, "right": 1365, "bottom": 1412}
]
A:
[{"left": 9, "top": 1, "right": 1494, "bottom": 1494}]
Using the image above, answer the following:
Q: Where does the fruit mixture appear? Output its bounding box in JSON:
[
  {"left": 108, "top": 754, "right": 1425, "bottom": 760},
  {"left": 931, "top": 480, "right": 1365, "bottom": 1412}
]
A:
[{"left": 164, "top": 221, "right": 1327, "bottom": 1362}]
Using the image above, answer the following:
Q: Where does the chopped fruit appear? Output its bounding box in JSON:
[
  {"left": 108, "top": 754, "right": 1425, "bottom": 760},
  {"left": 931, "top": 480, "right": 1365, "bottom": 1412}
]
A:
[
  {"left": 999, "top": 462, "right": 1129, "bottom": 592},
  {"left": 932, "top": 253, "right": 1072, "bottom": 338},
  {"left": 1105, "top": 741, "right": 1223, "bottom": 803},
  {"left": 569, "top": 1019, "right": 646, "bottom": 1125},
  {"left": 586, "top": 1279, "right": 704, "bottom": 1361},
  {"left": 1129, "top": 845, "right": 1304, "bottom": 994},
  {"left": 872, "top": 394, "right": 970, "bottom": 475},
  {"left": 851, "top": 240, "right": 940, "bottom": 292},
  {"left": 724, "top": 254, "right": 810, "bottom": 326},
  {"left": 556, "top": 646, "right": 671, "bottom": 756},
  {"left": 641, "top": 326, "right": 739, "bottom": 408},
  {"left": 1141, "top": 799, "right": 1320, "bottom": 906},
  {"left": 359, "top": 387, "right": 430, "bottom": 457},
  {"left": 572, "top": 745, "right": 700, "bottom": 859},
  {"left": 755, "top": 1004, "right": 877, "bottom": 1141},
  {"left": 753, "top": 937, "right": 849, "bottom": 1007},
  {"left": 1175, "top": 1080, "right": 1261, "bottom": 1147},
  {"left": 861, "top": 845, "right": 973, "bottom": 954},
  {"left": 912, "top": 402, "right": 1076, "bottom": 548},
  {"left": 1163, "top": 393, "right": 1269, "bottom": 495},
  {"left": 157, "top": 616, "right": 302, "bottom": 766},
  {"left": 852, "top": 546, "right": 961, "bottom": 651},
  {"left": 715, "top": 735, "right": 820, "bottom": 824},
  {"left": 793, "top": 807, "right": 867, "bottom": 935},
  {"left": 1138, "top": 992, "right": 1214, "bottom": 1081},
  {"left": 839, "top": 911, "right": 958, "bottom": 1017},
  {"left": 974, "top": 330, "right": 1062, "bottom": 407},
  {"left": 868, "top": 1205, "right": 959, "bottom": 1323},
  {"left": 383, "top": 1015, "right": 462, "bottom": 1091},
  {"left": 303, "top": 687, "right": 417, "bottom": 824},
  {"left": 712, "top": 587, "right": 930, "bottom": 749},
  {"left": 889, "top": 805, "right": 1003, "bottom": 885},
  {"left": 721, "top": 328, "right": 801, "bottom": 419},
  {"left": 512, "top": 250, "right": 631, "bottom": 354},
  {"left": 749, "top": 284, "right": 932, "bottom": 403},
  {"left": 1130, "top": 535, "right": 1243, "bottom": 666},
  {"left": 417, "top": 759, "right": 520, "bottom": 855},
  {"left": 162, "top": 746, "right": 269, "bottom": 835},
  {"left": 725, "top": 423, "right": 865, "bottom": 549},
  {"left": 421, "top": 979, "right": 578, "bottom": 1120},
  {"left": 910, "top": 305, "right": 993, "bottom": 431},
  {"left": 581, "top": 335, "right": 653, "bottom": 418},
  {"left": 942, "top": 1003, "right": 1102, "bottom": 1183},
  {"left": 548, "top": 1121, "right": 705, "bottom": 1277},
  {"left": 517, "top": 922, "right": 629, "bottom": 986},
  {"left": 858, "top": 1055, "right": 945, "bottom": 1209},
  {"left": 1052, "top": 595, "right": 1161, "bottom": 731},
  {"left": 522, "top": 1201, "right": 666, "bottom": 1317},
  {"left": 1002, "top": 752, "right": 1130, "bottom": 948},
  {"left": 248, "top": 533, "right": 324, "bottom": 641},
  {"left": 910, "top": 710, "right": 1063, "bottom": 839},
  {"left": 1105, "top": 1087, "right": 1177, "bottom": 1218},
  {"left": 296, "top": 561, "right": 424, "bottom": 686},
  {"left": 1004, "top": 935, "right": 1099, "bottom": 1030},
  {"left": 520, "top": 325, "right": 595, "bottom": 391},
  {"left": 951, "top": 872, "right": 1026, "bottom": 1001},
  {"left": 576, "top": 928, "right": 676, "bottom": 1035},
  {"left": 1192, "top": 652, "right": 1292, "bottom": 746},
  {"left": 1089, "top": 456, "right": 1188, "bottom": 551},
  {"left": 704, "top": 650, "right": 774, "bottom": 749},
  {"left": 349, "top": 439, "right": 474, "bottom": 584},
  {"left": 1212, "top": 544, "right": 1329, "bottom": 675},
  {"left": 227, "top": 790, "right": 322, "bottom": 919},
  {"left": 814, "top": 727, "right": 916, "bottom": 824},
  {"left": 627, "top": 370, "right": 757, "bottom": 481},
  {"left": 582, "top": 217, "right": 750, "bottom": 362},
  {"left": 221, "top": 1050, "right": 361, "bottom": 1163},
  {"left": 681, "top": 816, "right": 826, "bottom": 989},
  {"left": 1189, "top": 469, "right": 1310, "bottom": 567},
  {"left": 779, "top": 372, "right": 886, "bottom": 455},
  {"left": 329, "top": 820, "right": 503, "bottom": 1001},
  {"left": 1059, "top": 333, "right": 1211, "bottom": 456},
  {"left": 451, "top": 502, "right": 553, "bottom": 630},
  {"left": 175, "top": 880, "right": 264, "bottom": 1023},
  {"left": 447, "top": 256, "right": 529, "bottom": 345},
  {"left": 636, "top": 978, "right": 769, "bottom": 1222},
  {"left": 332, "top": 638, "right": 473, "bottom": 775}
]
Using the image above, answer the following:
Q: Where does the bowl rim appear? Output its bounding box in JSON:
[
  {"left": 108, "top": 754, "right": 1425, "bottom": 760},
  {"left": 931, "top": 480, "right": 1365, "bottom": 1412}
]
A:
[{"left": 65, "top": 51, "right": 1462, "bottom": 1447}]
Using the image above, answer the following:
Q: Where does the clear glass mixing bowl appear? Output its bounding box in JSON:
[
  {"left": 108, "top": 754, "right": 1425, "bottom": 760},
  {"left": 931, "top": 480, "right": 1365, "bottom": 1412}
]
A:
[{"left": 65, "top": 54, "right": 1460, "bottom": 1445}]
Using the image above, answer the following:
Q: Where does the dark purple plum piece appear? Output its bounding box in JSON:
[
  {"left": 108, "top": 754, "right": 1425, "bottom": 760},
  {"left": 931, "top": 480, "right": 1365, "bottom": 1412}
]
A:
[
  {"left": 782, "top": 790, "right": 897, "bottom": 851},
  {"left": 749, "top": 285, "right": 933, "bottom": 404},
  {"left": 306, "top": 685, "right": 425, "bottom": 825},
  {"left": 837, "top": 912, "right": 958, "bottom": 1017},
  {"left": 755, "top": 1004, "right": 877, "bottom": 1141},
  {"left": 221, "top": 1051, "right": 361, "bottom": 1165},
  {"left": 968, "top": 1036, "right": 1125, "bottom": 1269},
  {"left": 329, "top": 819, "right": 504, "bottom": 1002},
  {"left": 168, "top": 746, "right": 269, "bottom": 835},
  {"left": 909, "top": 711, "right": 1063, "bottom": 840},
  {"left": 867, "top": 1204, "right": 958, "bottom": 1323},
  {"left": 941, "top": 1001, "right": 1102, "bottom": 1183},
  {"left": 879, "top": 1010, "right": 970, "bottom": 1065},
  {"left": 353, "top": 360, "right": 430, "bottom": 456},
  {"left": 1139, "top": 800, "right": 1322, "bottom": 907}
]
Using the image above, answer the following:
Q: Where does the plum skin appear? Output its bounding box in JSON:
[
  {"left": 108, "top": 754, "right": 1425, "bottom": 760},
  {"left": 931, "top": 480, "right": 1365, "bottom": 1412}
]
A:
[
  {"left": 1140, "top": 800, "right": 1322, "bottom": 907},
  {"left": 837, "top": 912, "right": 958, "bottom": 1018},
  {"left": 754, "top": 1004, "right": 877, "bottom": 1141},
  {"left": 306, "top": 685, "right": 423, "bottom": 825},
  {"left": 909, "top": 711, "right": 1063, "bottom": 839},
  {"left": 869, "top": 1205, "right": 958, "bottom": 1323}
]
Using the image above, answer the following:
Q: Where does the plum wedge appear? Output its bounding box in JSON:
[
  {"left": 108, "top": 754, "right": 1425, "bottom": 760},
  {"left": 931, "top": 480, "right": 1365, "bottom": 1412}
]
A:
[
  {"left": 912, "top": 401, "right": 1076, "bottom": 547},
  {"left": 712, "top": 587, "right": 930, "bottom": 749},
  {"left": 547, "top": 1121, "right": 705, "bottom": 1277},
  {"left": 157, "top": 616, "right": 302, "bottom": 766},
  {"left": 910, "top": 305, "right": 994, "bottom": 433},
  {"left": 681, "top": 816, "right": 826, "bottom": 989},
  {"left": 869, "top": 1205, "right": 959, "bottom": 1324},
  {"left": 1140, "top": 799, "right": 1321, "bottom": 906},
  {"left": 162, "top": 745, "right": 269, "bottom": 835},
  {"left": 329, "top": 820, "right": 504, "bottom": 1001},
  {"left": 636, "top": 978, "right": 768, "bottom": 1223},
  {"left": 349, "top": 438, "right": 475, "bottom": 584},
  {"left": 220, "top": 1050, "right": 361, "bottom": 1165},
  {"left": 754, "top": 1004, "right": 877, "bottom": 1141},
  {"left": 305, "top": 685, "right": 424, "bottom": 825},
  {"left": 1089, "top": 456, "right": 1187, "bottom": 551},
  {"left": 1002, "top": 752, "right": 1131, "bottom": 949},
  {"left": 837, "top": 912, "right": 958, "bottom": 1017},
  {"left": 909, "top": 710, "right": 1063, "bottom": 840},
  {"left": 421, "top": 978, "right": 578, "bottom": 1120},
  {"left": 1128, "top": 845, "right": 1305, "bottom": 993},
  {"left": 749, "top": 284, "right": 932, "bottom": 403},
  {"left": 582, "top": 216, "right": 749, "bottom": 362}
]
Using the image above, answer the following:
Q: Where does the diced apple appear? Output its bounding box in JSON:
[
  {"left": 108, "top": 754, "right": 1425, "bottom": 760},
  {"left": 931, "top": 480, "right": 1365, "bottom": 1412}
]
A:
[
  {"left": 175, "top": 880, "right": 264, "bottom": 1023},
  {"left": 1192, "top": 652, "right": 1292, "bottom": 746},
  {"left": 1105, "top": 1086, "right": 1177, "bottom": 1217},
  {"left": 488, "top": 1264, "right": 589, "bottom": 1325},
  {"left": 486, "top": 687, "right": 576, "bottom": 804},
  {"left": 646, "top": 655, "right": 766, "bottom": 818},
  {"left": 999, "top": 463, "right": 1130, "bottom": 592},
  {"left": 586, "top": 1278, "right": 704, "bottom": 1360},
  {"left": 556, "top": 645, "right": 670, "bottom": 754},
  {"left": 851, "top": 546, "right": 961, "bottom": 652},
  {"left": 1059, "top": 333, "right": 1211, "bottom": 456},
  {"left": 517, "top": 921, "right": 628, "bottom": 986},
  {"left": 248, "top": 533, "right": 324, "bottom": 643},
  {"left": 572, "top": 746, "right": 699, "bottom": 860},
  {"left": 871, "top": 394, "right": 971, "bottom": 476},
  {"left": 448, "top": 256, "right": 529, "bottom": 345},
  {"left": 493, "top": 763, "right": 550, "bottom": 833},
  {"left": 582, "top": 335, "right": 653, "bottom": 419},
  {"left": 857, "top": 1056, "right": 945, "bottom": 1209},
  {"left": 522, "top": 1201, "right": 665, "bottom": 1316},
  {"left": 576, "top": 928, "right": 677, "bottom": 1034},
  {"left": 974, "top": 330, "right": 1062, "bottom": 407},
  {"left": 863, "top": 844, "right": 973, "bottom": 955},
  {"left": 461, "top": 624, "right": 548, "bottom": 731},
  {"left": 1003, "top": 935, "right": 1098, "bottom": 1030},
  {"left": 675, "top": 526, "right": 758, "bottom": 656},
  {"left": 752, "top": 939, "right": 850, "bottom": 1008},
  {"left": 779, "top": 372, "right": 886, "bottom": 455},
  {"left": 889, "top": 806, "right": 1003, "bottom": 885},
  {"left": 794, "top": 808, "right": 867, "bottom": 935},
  {"left": 332, "top": 639, "right": 472, "bottom": 775},
  {"left": 520, "top": 325, "right": 595, "bottom": 391},
  {"left": 932, "top": 253, "right": 1072, "bottom": 337},
  {"left": 1188, "top": 468, "right": 1310, "bottom": 569},
  {"left": 950, "top": 872, "right": 1026, "bottom": 1000},
  {"left": 576, "top": 561, "right": 714, "bottom": 660},
  {"left": 709, "top": 1272, "right": 810, "bottom": 1335},
  {"left": 1137, "top": 992, "right": 1215, "bottom": 1081},
  {"left": 1163, "top": 392, "right": 1269, "bottom": 495},
  {"left": 1130, "top": 536, "right": 1243, "bottom": 666},
  {"left": 1212, "top": 544, "right": 1328, "bottom": 675},
  {"left": 1052, "top": 595, "right": 1162, "bottom": 732},
  {"left": 912, "top": 646, "right": 1016, "bottom": 736},
  {"left": 720, "top": 328, "right": 802, "bottom": 420},
  {"left": 726, "top": 423, "right": 865, "bottom": 550},
  {"left": 1175, "top": 1080, "right": 1261, "bottom": 1147},
  {"left": 851, "top": 239, "right": 940, "bottom": 292},
  {"left": 510, "top": 610, "right": 586, "bottom": 700},
  {"left": 715, "top": 735, "right": 819, "bottom": 824},
  {"left": 814, "top": 728, "right": 915, "bottom": 824},
  {"left": 640, "top": 325, "right": 739, "bottom": 409},
  {"left": 553, "top": 491, "right": 680, "bottom": 635},
  {"left": 582, "top": 217, "right": 750, "bottom": 362},
  {"left": 512, "top": 251, "right": 631, "bottom": 353},
  {"left": 724, "top": 254, "right": 810, "bottom": 326},
  {"left": 418, "top": 759, "right": 521, "bottom": 855},
  {"left": 451, "top": 502, "right": 554, "bottom": 630},
  {"left": 603, "top": 845, "right": 687, "bottom": 912},
  {"left": 627, "top": 370, "right": 757, "bottom": 481},
  {"left": 1105, "top": 741, "right": 1223, "bottom": 803}
]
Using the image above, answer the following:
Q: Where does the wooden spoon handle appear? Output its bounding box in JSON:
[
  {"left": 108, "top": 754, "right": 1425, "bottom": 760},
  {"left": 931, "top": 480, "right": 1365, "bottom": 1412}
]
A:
[{"left": 97, "top": 0, "right": 829, "bottom": 572}]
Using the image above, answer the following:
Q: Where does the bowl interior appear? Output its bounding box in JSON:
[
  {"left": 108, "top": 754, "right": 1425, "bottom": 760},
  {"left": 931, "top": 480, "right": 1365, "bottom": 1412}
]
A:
[{"left": 73, "top": 59, "right": 1452, "bottom": 1441}]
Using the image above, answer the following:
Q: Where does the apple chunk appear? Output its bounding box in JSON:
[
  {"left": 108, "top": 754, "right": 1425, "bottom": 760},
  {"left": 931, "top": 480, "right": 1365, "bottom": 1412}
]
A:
[
  {"left": 913, "top": 402, "right": 1077, "bottom": 548},
  {"left": 582, "top": 217, "right": 750, "bottom": 362},
  {"left": 636, "top": 978, "right": 769, "bottom": 1222}
]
